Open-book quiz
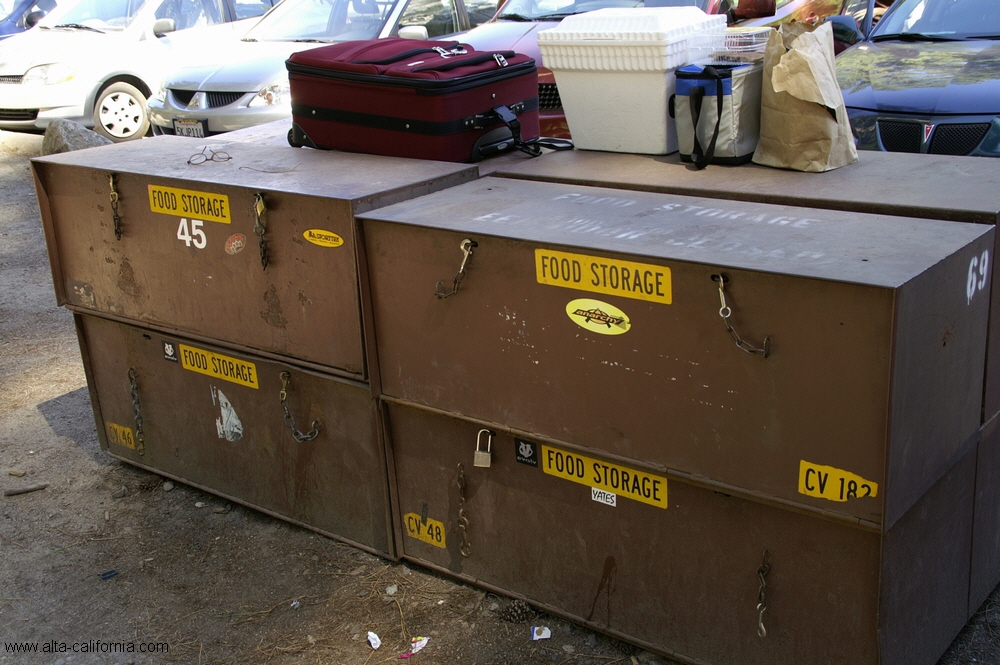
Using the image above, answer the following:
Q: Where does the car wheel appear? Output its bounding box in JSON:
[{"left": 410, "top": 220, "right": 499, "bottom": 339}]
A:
[{"left": 93, "top": 82, "right": 150, "bottom": 142}]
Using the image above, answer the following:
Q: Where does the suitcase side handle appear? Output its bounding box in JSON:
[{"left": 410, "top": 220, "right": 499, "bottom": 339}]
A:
[
  {"left": 353, "top": 42, "right": 466, "bottom": 65},
  {"left": 412, "top": 51, "right": 519, "bottom": 73}
]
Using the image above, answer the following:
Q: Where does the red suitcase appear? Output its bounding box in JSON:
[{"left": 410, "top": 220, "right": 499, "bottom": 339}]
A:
[{"left": 286, "top": 38, "right": 542, "bottom": 162}]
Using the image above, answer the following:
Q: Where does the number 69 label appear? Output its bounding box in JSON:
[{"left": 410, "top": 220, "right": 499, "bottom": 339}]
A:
[
  {"left": 177, "top": 218, "right": 207, "bottom": 249},
  {"left": 968, "top": 249, "right": 989, "bottom": 304}
]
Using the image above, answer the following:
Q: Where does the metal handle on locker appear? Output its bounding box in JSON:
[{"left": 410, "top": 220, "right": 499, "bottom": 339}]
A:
[
  {"left": 108, "top": 174, "right": 123, "bottom": 241},
  {"left": 252, "top": 193, "right": 269, "bottom": 271},
  {"left": 435, "top": 239, "right": 478, "bottom": 299},
  {"left": 127, "top": 368, "right": 146, "bottom": 456},
  {"left": 712, "top": 274, "right": 771, "bottom": 358},
  {"left": 278, "top": 371, "right": 321, "bottom": 443},
  {"left": 474, "top": 428, "right": 493, "bottom": 468}
]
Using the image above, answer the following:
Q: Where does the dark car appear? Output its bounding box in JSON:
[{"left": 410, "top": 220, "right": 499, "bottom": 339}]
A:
[
  {"left": 0, "top": 0, "right": 58, "bottom": 40},
  {"left": 460, "top": 0, "right": 864, "bottom": 138},
  {"left": 836, "top": 0, "right": 1000, "bottom": 156}
]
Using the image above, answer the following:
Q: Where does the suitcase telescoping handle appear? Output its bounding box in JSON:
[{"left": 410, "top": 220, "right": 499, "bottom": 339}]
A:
[{"left": 353, "top": 42, "right": 467, "bottom": 65}]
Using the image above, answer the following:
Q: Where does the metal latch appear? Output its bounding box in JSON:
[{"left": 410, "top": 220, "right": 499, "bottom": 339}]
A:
[{"left": 474, "top": 428, "right": 494, "bottom": 467}]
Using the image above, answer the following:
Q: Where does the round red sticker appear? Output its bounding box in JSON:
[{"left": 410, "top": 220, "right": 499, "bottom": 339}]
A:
[{"left": 225, "top": 233, "right": 246, "bottom": 255}]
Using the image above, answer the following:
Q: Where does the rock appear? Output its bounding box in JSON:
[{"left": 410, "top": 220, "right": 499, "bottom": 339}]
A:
[
  {"left": 562, "top": 645, "right": 575, "bottom": 654},
  {"left": 385, "top": 584, "right": 398, "bottom": 595},
  {"left": 111, "top": 486, "right": 128, "bottom": 499},
  {"left": 195, "top": 502, "right": 206, "bottom": 508},
  {"left": 162, "top": 482, "right": 174, "bottom": 492},
  {"left": 7, "top": 469, "right": 25, "bottom": 477},
  {"left": 358, "top": 589, "right": 369, "bottom": 598},
  {"left": 637, "top": 650, "right": 660, "bottom": 664},
  {"left": 41, "top": 119, "right": 113, "bottom": 155},
  {"left": 489, "top": 602, "right": 500, "bottom": 612},
  {"left": 349, "top": 565, "right": 366, "bottom": 576},
  {"left": 586, "top": 634, "right": 597, "bottom": 647},
  {"left": 213, "top": 507, "right": 227, "bottom": 514}
]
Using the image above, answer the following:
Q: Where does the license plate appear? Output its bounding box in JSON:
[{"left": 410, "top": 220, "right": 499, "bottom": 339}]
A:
[{"left": 173, "top": 118, "right": 207, "bottom": 138}]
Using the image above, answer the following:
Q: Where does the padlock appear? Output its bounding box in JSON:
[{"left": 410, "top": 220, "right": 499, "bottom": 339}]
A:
[{"left": 474, "top": 428, "right": 494, "bottom": 468}]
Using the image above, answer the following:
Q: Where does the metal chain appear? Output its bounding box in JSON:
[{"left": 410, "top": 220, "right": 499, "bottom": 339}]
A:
[
  {"left": 278, "top": 371, "right": 320, "bottom": 443},
  {"left": 127, "top": 368, "right": 145, "bottom": 456},
  {"left": 456, "top": 462, "right": 471, "bottom": 557},
  {"left": 435, "top": 239, "right": 477, "bottom": 299},
  {"left": 713, "top": 274, "right": 771, "bottom": 358},
  {"left": 252, "top": 193, "right": 269, "bottom": 270},
  {"left": 756, "top": 549, "right": 771, "bottom": 638},
  {"left": 109, "top": 174, "right": 122, "bottom": 241}
]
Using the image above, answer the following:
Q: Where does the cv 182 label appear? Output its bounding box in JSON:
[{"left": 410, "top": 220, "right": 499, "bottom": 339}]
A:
[
  {"left": 536, "top": 248, "right": 671, "bottom": 305},
  {"left": 541, "top": 445, "right": 667, "bottom": 509},
  {"left": 403, "top": 512, "right": 446, "bottom": 548},
  {"left": 798, "top": 460, "right": 878, "bottom": 503},
  {"left": 179, "top": 344, "right": 259, "bottom": 389},
  {"left": 148, "top": 185, "right": 231, "bottom": 224}
]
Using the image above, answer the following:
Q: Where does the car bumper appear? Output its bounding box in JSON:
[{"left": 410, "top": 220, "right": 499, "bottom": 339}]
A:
[
  {"left": 0, "top": 79, "right": 92, "bottom": 131},
  {"left": 149, "top": 96, "right": 292, "bottom": 136},
  {"left": 847, "top": 108, "right": 1000, "bottom": 157}
]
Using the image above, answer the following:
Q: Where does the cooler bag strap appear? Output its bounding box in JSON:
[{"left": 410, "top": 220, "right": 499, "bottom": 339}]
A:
[
  {"left": 353, "top": 42, "right": 467, "bottom": 65},
  {"left": 690, "top": 66, "right": 724, "bottom": 171}
]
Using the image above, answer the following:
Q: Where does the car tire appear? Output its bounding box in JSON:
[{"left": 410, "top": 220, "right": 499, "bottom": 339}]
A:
[{"left": 92, "top": 82, "right": 150, "bottom": 142}]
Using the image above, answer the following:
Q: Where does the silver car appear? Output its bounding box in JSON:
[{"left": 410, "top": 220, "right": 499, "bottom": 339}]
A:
[{"left": 148, "top": 0, "right": 498, "bottom": 137}]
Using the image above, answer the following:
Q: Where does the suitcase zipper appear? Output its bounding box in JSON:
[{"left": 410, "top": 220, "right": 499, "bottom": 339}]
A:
[
  {"left": 286, "top": 60, "right": 536, "bottom": 95},
  {"left": 351, "top": 42, "right": 467, "bottom": 65}
]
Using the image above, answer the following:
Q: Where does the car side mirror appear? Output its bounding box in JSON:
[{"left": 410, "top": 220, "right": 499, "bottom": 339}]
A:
[
  {"left": 153, "top": 17, "right": 176, "bottom": 36},
  {"left": 24, "top": 9, "right": 46, "bottom": 28},
  {"left": 826, "top": 14, "right": 865, "bottom": 51},
  {"left": 398, "top": 25, "right": 428, "bottom": 40},
  {"left": 732, "top": 0, "right": 775, "bottom": 20}
]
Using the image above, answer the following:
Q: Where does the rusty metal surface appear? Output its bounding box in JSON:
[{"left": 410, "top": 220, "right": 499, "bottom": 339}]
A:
[
  {"left": 359, "top": 178, "right": 991, "bottom": 530},
  {"left": 386, "top": 401, "right": 887, "bottom": 665},
  {"left": 971, "top": 412, "right": 1000, "bottom": 615},
  {"left": 32, "top": 136, "right": 476, "bottom": 379},
  {"left": 491, "top": 150, "right": 1000, "bottom": 424},
  {"left": 76, "top": 313, "right": 392, "bottom": 556},
  {"left": 879, "top": 443, "right": 976, "bottom": 665}
]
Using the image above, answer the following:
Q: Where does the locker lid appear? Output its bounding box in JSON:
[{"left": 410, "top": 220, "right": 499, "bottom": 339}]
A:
[{"left": 358, "top": 176, "right": 994, "bottom": 288}]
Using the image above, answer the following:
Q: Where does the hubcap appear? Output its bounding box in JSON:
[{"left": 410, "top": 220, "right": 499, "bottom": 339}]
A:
[{"left": 99, "top": 91, "right": 143, "bottom": 139}]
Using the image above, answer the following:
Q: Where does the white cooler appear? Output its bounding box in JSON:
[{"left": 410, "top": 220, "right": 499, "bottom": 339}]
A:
[{"left": 538, "top": 7, "right": 726, "bottom": 154}]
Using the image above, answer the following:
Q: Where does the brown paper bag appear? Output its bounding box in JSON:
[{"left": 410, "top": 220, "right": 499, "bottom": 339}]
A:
[{"left": 752, "top": 22, "right": 859, "bottom": 172}]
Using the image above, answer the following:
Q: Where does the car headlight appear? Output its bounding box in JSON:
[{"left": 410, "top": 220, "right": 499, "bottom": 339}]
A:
[
  {"left": 21, "top": 62, "right": 76, "bottom": 85},
  {"left": 247, "top": 83, "right": 290, "bottom": 108},
  {"left": 150, "top": 80, "right": 167, "bottom": 104}
]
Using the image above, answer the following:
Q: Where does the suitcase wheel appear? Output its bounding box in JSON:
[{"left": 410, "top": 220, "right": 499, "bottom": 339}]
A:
[{"left": 287, "top": 124, "right": 318, "bottom": 149}]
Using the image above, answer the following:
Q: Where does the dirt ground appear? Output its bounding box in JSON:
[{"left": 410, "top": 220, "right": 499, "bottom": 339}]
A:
[{"left": 1, "top": 129, "right": 999, "bottom": 665}]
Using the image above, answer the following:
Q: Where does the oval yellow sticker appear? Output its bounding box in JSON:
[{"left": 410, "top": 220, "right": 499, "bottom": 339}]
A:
[
  {"left": 565, "top": 298, "right": 631, "bottom": 335},
  {"left": 303, "top": 229, "right": 344, "bottom": 248}
]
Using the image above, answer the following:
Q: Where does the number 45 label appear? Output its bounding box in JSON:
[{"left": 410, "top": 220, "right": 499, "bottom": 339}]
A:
[{"left": 177, "top": 218, "right": 207, "bottom": 249}]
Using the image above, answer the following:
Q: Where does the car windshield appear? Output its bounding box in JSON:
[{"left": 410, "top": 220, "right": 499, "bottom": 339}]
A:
[
  {"left": 37, "top": 0, "right": 147, "bottom": 31},
  {"left": 242, "top": 0, "right": 398, "bottom": 42},
  {"left": 871, "top": 0, "right": 1000, "bottom": 41}
]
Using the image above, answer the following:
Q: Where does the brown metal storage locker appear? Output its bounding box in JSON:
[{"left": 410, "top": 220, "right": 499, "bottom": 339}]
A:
[
  {"left": 382, "top": 400, "right": 976, "bottom": 665},
  {"left": 359, "top": 177, "right": 991, "bottom": 532},
  {"left": 972, "top": 412, "right": 1000, "bottom": 614},
  {"left": 76, "top": 313, "right": 393, "bottom": 557},
  {"left": 491, "top": 150, "right": 1000, "bottom": 423},
  {"left": 32, "top": 135, "right": 477, "bottom": 381}
]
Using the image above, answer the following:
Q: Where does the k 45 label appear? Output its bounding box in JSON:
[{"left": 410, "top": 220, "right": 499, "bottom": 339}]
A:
[
  {"left": 535, "top": 249, "right": 671, "bottom": 305},
  {"left": 403, "top": 513, "right": 446, "bottom": 548},
  {"left": 541, "top": 445, "right": 667, "bottom": 509},
  {"left": 798, "top": 461, "right": 878, "bottom": 503}
]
